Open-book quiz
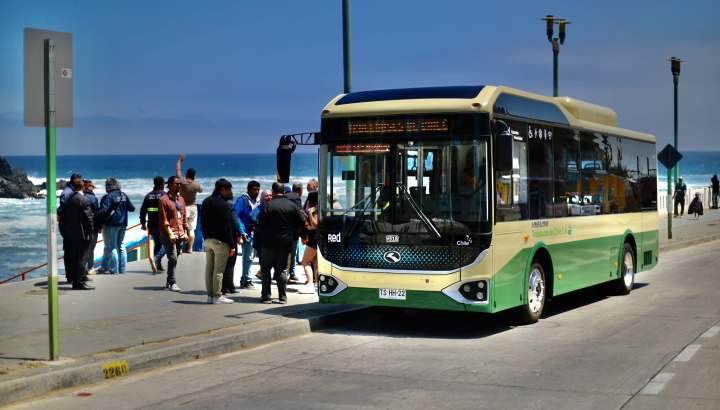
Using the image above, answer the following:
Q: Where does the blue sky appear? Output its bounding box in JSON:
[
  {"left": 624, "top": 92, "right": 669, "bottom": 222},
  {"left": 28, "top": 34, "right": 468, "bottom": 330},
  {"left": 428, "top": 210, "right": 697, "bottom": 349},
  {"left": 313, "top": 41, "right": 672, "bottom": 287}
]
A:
[{"left": 0, "top": 0, "right": 718, "bottom": 155}]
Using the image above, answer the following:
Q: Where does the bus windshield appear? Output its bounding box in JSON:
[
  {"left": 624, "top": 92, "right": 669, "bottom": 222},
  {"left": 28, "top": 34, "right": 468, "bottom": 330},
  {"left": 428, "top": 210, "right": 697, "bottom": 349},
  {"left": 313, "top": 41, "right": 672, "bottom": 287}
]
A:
[{"left": 322, "top": 139, "right": 490, "bottom": 244}]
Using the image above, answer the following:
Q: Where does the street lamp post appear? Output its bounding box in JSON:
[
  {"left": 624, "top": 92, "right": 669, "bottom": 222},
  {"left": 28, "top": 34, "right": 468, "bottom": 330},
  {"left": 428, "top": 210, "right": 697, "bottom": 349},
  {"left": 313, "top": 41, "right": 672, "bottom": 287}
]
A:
[
  {"left": 541, "top": 15, "right": 570, "bottom": 97},
  {"left": 670, "top": 57, "right": 682, "bottom": 194}
]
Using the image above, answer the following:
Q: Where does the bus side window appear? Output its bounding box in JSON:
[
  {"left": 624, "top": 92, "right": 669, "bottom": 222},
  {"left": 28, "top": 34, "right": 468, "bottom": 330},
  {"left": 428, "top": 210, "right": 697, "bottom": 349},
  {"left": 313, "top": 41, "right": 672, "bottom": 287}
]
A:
[
  {"left": 553, "top": 128, "right": 580, "bottom": 217},
  {"left": 495, "top": 121, "right": 527, "bottom": 222}
]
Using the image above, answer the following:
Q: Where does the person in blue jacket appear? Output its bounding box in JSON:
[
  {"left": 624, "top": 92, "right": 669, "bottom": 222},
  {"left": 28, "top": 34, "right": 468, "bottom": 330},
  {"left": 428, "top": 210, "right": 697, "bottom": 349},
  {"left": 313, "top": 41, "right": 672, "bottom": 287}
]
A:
[
  {"left": 233, "top": 180, "right": 261, "bottom": 289},
  {"left": 97, "top": 177, "right": 135, "bottom": 274}
]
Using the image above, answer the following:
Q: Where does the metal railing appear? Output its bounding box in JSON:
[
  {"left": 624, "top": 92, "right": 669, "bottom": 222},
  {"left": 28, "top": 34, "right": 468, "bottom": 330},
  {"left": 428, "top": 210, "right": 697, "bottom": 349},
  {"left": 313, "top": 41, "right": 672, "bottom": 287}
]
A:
[{"left": 0, "top": 223, "right": 144, "bottom": 285}]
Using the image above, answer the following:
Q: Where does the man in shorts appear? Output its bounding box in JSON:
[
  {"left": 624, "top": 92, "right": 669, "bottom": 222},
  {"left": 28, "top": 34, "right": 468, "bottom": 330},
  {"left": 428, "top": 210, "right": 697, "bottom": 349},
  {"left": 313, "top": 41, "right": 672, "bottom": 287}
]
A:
[{"left": 176, "top": 153, "right": 203, "bottom": 253}]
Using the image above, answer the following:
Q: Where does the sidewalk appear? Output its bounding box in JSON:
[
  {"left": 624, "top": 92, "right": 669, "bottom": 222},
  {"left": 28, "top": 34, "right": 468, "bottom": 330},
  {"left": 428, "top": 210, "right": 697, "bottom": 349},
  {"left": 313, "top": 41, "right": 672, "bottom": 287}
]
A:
[{"left": 1, "top": 210, "right": 719, "bottom": 406}]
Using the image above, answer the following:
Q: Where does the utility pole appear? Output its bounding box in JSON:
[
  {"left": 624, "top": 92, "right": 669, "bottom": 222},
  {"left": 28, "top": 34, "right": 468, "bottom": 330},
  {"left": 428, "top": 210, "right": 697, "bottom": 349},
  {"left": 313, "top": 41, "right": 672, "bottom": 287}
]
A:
[
  {"left": 670, "top": 57, "right": 682, "bottom": 198},
  {"left": 541, "top": 15, "right": 570, "bottom": 97},
  {"left": 342, "top": 0, "right": 351, "bottom": 94}
]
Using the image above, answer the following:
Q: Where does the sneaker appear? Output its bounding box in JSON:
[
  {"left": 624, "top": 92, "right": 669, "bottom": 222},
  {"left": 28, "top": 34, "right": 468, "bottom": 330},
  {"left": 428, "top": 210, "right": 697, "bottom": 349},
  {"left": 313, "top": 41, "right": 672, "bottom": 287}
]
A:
[
  {"left": 207, "top": 296, "right": 215, "bottom": 304},
  {"left": 261, "top": 298, "right": 272, "bottom": 304},
  {"left": 240, "top": 282, "right": 255, "bottom": 289},
  {"left": 278, "top": 298, "right": 287, "bottom": 304},
  {"left": 167, "top": 283, "right": 182, "bottom": 292},
  {"left": 287, "top": 277, "right": 301, "bottom": 285},
  {"left": 255, "top": 271, "right": 264, "bottom": 279},
  {"left": 87, "top": 268, "right": 97, "bottom": 275},
  {"left": 216, "top": 295, "right": 234, "bottom": 304}
]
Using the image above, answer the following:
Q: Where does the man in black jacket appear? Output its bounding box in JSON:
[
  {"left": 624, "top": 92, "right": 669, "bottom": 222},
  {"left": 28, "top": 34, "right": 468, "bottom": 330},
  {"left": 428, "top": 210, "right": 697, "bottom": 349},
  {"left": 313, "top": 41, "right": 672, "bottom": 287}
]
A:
[
  {"left": 140, "top": 176, "right": 167, "bottom": 271},
  {"left": 59, "top": 175, "right": 95, "bottom": 290},
  {"left": 200, "top": 178, "right": 238, "bottom": 304},
  {"left": 257, "top": 182, "right": 306, "bottom": 304}
]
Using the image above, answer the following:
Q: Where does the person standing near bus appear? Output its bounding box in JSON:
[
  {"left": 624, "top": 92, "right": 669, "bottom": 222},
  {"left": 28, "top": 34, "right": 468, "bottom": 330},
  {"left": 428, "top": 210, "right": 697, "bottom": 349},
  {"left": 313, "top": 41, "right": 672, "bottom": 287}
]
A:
[
  {"left": 97, "top": 178, "right": 135, "bottom": 274},
  {"left": 711, "top": 174, "right": 719, "bottom": 209},
  {"left": 234, "top": 180, "right": 262, "bottom": 289},
  {"left": 140, "top": 176, "right": 167, "bottom": 271},
  {"left": 201, "top": 179, "right": 238, "bottom": 304},
  {"left": 256, "top": 182, "right": 306, "bottom": 304},
  {"left": 158, "top": 176, "right": 188, "bottom": 291},
  {"left": 673, "top": 176, "right": 687, "bottom": 217},
  {"left": 176, "top": 153, "right": 203, "bottom": 253}
]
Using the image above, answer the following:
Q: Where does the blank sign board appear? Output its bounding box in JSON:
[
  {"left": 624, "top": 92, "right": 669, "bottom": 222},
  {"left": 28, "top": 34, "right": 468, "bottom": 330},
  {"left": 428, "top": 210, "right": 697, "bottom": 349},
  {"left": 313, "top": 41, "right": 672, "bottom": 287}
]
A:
[{"left": 24, "top": 28, "right": 73, "bottom": 128}]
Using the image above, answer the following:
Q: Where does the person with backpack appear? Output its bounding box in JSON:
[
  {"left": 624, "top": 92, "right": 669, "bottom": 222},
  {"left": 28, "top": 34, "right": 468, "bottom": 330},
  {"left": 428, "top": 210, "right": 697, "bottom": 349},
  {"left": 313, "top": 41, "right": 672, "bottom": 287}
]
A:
[
  {"left": 81, "top": 179, "right": 100, "bottom": 274},
  {"left": 97, "top": 177, "right": 135, "bottom": 274}
]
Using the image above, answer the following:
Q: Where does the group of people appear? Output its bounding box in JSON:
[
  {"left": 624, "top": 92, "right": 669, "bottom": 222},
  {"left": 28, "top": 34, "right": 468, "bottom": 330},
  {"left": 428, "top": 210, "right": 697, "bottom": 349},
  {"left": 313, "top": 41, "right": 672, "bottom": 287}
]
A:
[
  {"left": 138, "top": 154, "right": 320, "bottom": 305},
  {"left": 196, "top": 178, "right": 319, "bottom": 305},
  {"left": 671, "top": 174, "right": 720, "bottom": 219},
  {"left": 57, "top": 174, "right": 135, "bottom": 289}
]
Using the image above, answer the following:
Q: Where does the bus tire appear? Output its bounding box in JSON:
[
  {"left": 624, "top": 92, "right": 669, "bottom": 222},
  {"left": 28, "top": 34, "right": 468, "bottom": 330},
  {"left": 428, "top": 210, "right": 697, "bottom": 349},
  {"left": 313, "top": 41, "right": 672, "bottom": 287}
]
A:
[
  {"left": 614, "top": 243, "right": 635, "bottom": 295},
  {"left": 517, "top": 261, "right": 546, "bottom": 324}
]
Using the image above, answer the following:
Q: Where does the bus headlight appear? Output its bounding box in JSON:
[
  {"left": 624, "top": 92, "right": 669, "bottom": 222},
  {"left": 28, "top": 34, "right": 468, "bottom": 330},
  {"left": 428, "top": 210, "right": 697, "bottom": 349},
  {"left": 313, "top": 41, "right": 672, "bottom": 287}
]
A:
[
  {"left": 318, "top": 275, "right": 347, "bottom": 296},
  {"left": 458, "top": 280, "right": 489, "bottom": 302}
]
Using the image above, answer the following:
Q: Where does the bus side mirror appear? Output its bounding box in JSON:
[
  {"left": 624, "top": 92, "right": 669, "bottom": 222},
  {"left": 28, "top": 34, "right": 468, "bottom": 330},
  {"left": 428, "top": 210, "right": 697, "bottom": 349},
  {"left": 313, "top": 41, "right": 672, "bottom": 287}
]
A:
[
  {"left": 276, "top": 136, "right": 296, "bottom": 183},
  {"left": 494, "top": 120, "right": 513, "bottom": 170}
]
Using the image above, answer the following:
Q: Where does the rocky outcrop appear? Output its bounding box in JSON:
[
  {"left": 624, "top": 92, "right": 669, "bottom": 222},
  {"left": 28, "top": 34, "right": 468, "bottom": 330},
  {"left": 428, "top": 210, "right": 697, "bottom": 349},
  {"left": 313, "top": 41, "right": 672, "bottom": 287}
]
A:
[{"left": 0, "top": 157, "right": 40, "bottom": 199}]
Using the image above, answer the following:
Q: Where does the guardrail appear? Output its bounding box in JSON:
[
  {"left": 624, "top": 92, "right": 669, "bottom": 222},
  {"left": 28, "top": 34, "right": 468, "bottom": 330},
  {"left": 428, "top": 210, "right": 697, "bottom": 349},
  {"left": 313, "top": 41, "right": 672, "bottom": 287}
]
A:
[{"left": 0, "top": 223, "right": 144, "bottom": 285}]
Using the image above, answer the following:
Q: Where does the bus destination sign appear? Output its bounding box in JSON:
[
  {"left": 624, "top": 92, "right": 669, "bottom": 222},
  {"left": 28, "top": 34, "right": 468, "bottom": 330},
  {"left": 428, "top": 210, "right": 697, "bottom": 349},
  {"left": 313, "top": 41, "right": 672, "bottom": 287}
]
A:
[{"left": 348, "top": 117, "right": 449, "bottom": 136}]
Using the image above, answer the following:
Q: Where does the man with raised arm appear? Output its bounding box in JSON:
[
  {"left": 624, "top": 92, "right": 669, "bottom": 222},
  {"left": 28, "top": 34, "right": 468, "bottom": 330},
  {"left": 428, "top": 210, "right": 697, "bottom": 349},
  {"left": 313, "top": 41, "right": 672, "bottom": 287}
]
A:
[{"left": 176, "top": 154, "right": 203, "bottom": 253}]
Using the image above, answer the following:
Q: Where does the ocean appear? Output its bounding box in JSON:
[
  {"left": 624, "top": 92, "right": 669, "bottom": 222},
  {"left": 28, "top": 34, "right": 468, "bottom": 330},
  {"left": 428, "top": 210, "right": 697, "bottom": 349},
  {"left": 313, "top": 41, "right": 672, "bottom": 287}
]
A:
[{"left": 1, "top": 151, "right": 718, "bottom": 282}]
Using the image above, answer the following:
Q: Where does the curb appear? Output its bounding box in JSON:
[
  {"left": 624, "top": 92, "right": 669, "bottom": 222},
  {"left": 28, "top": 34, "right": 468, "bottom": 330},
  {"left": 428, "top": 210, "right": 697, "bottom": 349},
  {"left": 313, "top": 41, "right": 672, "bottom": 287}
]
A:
[
  {"left": 0, "top": 306, "right": 366, "bottom": 407},
  {"left": 659, "top": 234, "right": 720, "bottom": 253}
]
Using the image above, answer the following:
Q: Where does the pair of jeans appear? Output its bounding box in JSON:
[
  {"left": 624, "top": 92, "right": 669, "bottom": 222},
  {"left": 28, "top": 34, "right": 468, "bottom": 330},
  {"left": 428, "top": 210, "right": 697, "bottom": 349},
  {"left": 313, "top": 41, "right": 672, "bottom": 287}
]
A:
[
  {"left": 101, "top": 225, "right": 127, "bottom": 273},
  {"left": 205, "top": 239, "right": 230, "bottom": 297},
  {"left": 82, "top": 232, "right": 98, "bottom": 271},
  {"left": 259, "top": 247, "right": 291, "bottom": 301},
  {"left": 240, "top": 240, "right": 254, "bottom": 285},
  {"left": 160, "top": 236, "right": 182, "bottom": 286},
  {"left": 149, "top": 229, "right": 166, "bottom": 261},
  {"left": 712, "top": 191, "right": 719, "bottom": 209}
]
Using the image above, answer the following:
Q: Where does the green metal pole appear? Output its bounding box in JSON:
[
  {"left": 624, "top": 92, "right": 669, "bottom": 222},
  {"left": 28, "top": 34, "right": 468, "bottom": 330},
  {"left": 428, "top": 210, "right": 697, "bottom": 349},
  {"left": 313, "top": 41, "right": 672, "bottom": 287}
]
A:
[
  {"left": 552, "top": 40, "right": 559, "bottom": 97},
  {"left": 45, "top": 38, "right": 59, "bottom": 360}
]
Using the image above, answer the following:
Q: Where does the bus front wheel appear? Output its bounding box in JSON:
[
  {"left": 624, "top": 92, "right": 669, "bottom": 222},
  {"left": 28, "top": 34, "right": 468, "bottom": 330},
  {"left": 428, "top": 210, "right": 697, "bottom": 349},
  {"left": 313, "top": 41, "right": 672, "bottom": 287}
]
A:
[
  {"left": 517, "top": 262, "right": 546, "bottom": 324},
  {"left": 614, "top": 243, "right": 635, "bottom": 295}
]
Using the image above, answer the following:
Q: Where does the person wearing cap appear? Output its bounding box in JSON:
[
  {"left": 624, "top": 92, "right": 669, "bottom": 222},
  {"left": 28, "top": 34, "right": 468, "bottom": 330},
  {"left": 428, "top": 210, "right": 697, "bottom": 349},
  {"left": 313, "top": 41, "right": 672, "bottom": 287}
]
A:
[
  {"left": 158, "top": 176, "right": 188, "bottom": 291},
  {"left": 175, "top": 154, "right": 203, "bottom": 254},
  {"left": 81, "top": 179, "right": 100, "bottom": 274},
  {"left": 97, "top": 177, "right": 135, "bottom": 274},
  {"left": 140, "top": 176, "right": 168, "bottom": 272},
  {"left": 673, "top": 176, "right": 687, "bottom": 217}
]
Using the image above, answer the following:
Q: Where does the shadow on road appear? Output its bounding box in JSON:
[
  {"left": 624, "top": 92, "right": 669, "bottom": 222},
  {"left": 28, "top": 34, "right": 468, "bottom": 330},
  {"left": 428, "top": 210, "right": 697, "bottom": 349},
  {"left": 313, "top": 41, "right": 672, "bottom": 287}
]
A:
[{"left": 318, "top": 282, "right": 650, "bottom": 340}]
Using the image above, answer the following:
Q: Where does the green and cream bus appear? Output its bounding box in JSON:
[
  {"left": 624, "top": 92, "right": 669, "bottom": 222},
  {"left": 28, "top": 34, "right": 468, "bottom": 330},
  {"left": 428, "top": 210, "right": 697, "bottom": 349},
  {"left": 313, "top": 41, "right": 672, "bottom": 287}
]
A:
[{"left": 312, "top": 85, "right": 657, "bottom": 323}]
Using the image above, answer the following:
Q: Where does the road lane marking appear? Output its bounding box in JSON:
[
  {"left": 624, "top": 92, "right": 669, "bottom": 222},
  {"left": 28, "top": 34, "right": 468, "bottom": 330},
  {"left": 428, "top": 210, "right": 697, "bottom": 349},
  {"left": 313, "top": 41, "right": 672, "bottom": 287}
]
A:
[
  {"left": 673, "top": 344, "right": 701, "bottom": 362},
  {"left": 640, "top": 372, "right": 675, "bottom": 395},
  {"left": 700, "top": 326, "right": 719, "bottom": 339}
]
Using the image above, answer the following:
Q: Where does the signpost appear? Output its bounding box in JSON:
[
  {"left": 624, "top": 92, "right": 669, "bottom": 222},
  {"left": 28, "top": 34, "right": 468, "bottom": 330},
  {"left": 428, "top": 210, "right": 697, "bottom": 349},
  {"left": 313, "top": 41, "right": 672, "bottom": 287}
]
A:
[
  {"left": 24, "top": 28, "right": 73, "bottom": 361},
  {"left": 658, "top": 144, "right": 683, "bottom": 240}
]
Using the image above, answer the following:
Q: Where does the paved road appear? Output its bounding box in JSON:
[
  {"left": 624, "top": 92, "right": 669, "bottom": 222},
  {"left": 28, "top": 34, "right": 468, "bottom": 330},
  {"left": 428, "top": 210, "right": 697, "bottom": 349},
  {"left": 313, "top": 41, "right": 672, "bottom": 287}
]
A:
[{"left": 9, "top": 241, "right": 720, "bottom": 410}]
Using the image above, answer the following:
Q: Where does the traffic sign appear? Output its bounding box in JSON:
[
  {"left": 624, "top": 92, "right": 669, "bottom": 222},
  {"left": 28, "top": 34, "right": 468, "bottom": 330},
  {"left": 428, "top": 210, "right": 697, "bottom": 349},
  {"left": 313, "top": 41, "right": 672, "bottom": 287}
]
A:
[
  {"left": 24, "top": 28, "right": 73, "bottom": 128},
  {"left": 657, "top": 144, "right": 682, "bottom": 169}
]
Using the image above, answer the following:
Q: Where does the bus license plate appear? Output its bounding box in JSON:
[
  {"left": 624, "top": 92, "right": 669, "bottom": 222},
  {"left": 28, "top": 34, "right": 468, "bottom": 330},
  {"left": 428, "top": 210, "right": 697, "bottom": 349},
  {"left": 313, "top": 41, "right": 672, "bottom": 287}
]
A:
[{"left": 379, "top": 288, "right": 406, "bottom": 300}]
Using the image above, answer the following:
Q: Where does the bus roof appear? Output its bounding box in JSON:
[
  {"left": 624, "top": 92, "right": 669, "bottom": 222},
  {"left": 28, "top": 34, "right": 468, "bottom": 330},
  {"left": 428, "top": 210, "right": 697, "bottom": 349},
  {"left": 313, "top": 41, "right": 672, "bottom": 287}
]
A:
[{"left": 322, "top": 85, "right": 655, "bottom": 143}]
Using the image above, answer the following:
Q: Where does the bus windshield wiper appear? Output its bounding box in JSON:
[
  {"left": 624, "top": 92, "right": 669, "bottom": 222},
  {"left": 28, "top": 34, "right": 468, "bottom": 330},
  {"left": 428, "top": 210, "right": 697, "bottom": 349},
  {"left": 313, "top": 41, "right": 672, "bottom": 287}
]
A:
[{"left": 397, "top": 183, "right": 441, "bottom": 239}]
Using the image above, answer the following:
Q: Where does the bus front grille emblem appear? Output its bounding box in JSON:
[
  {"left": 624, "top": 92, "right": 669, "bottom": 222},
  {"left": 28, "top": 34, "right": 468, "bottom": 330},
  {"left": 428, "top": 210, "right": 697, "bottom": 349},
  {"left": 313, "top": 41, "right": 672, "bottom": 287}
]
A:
[{"left": 383, "top": 251, "right": 401, "bottom": 263}]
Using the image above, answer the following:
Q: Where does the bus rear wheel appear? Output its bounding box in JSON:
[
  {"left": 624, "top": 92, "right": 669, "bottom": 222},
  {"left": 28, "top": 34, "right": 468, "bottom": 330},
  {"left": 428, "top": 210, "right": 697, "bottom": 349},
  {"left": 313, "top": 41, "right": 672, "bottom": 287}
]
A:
[
  {"left": 614, "top": 243, "right": 635, "bottom": 295},
  {"left": 516, "top": 262, "right": 546, "bottom": 324}
]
